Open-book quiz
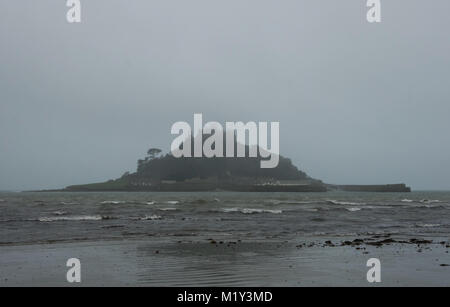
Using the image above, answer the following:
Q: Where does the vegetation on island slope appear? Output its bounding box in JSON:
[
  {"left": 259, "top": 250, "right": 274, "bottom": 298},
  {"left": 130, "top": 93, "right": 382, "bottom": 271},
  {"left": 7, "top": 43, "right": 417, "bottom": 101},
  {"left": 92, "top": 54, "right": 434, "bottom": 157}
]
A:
[{"left": 66, "top": 144, "right": 317, "bottom": 191}]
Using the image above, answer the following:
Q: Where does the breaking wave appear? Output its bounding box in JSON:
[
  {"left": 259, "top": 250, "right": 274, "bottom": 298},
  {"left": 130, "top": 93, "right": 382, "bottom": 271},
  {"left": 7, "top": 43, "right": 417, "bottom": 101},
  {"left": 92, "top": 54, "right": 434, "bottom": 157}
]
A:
[
  {"left": 166, "top": 201, "right": 180, "bottom": 205},
  {"left": 138, "top": 215, "right": 162, "bottom": 220},
  {"left": 302, "top": 208, "right": 319, "bottom": 212},
  {"left": 411, "top": 204, "right": 445, "bottom": 209},
  {"left": 416, "top": 224, "right": 441, "bottom": 228},
  {"left": 420, "top": 199, "right": 442, "bottom": 204},
  {"left": 38, "top": 215, "right": 111, "bottom": 222},
  {"left": 266, "top": 200, "right": 324, "bottom": 205},
  {"left": 100, "top": 200, "right": 126, "bottom": 205},
  {"left": 327, "top": 200, "right": 366, "bottom": 206},
  {"left": 364, "top": 205, "right": 393, "bottom": 209},
  {"left": 346, "top": 207, "right": 362, "bottom": 212},
  {"left": 221, "top": 208, "right": 282, "bottom": 214}
]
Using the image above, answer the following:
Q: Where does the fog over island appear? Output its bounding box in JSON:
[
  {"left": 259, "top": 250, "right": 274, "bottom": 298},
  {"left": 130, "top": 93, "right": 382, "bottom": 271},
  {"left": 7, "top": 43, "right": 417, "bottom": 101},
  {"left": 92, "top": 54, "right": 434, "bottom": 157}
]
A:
[{"left": 1, "top": 0, "right": 450, "bottom": 191}]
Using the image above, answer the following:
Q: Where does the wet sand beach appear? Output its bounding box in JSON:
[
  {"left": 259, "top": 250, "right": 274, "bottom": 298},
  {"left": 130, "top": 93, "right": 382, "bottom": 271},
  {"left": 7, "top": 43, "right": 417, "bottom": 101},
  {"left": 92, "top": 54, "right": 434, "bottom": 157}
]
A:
[{"left": 0, "top": 235, "right": 448, "bottom": 287}]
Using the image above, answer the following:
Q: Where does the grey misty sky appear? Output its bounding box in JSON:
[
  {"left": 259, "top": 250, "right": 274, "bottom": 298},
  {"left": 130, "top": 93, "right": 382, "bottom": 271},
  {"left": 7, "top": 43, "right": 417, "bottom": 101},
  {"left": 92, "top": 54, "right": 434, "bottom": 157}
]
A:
[{"left": 0, "top": 0, "right": 449, "bottom": 191}]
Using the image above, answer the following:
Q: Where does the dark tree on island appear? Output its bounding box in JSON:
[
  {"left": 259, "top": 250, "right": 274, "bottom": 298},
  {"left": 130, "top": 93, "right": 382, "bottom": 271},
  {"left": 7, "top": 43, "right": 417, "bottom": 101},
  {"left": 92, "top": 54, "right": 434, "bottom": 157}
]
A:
[{"left": 147, "top": 148, "right": 162, "bottom": 160}]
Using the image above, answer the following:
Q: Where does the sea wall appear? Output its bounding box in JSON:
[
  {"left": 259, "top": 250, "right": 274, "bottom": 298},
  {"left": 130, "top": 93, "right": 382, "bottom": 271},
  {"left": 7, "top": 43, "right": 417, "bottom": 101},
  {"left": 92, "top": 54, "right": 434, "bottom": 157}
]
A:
[{"left": 334, "top": 184, "right": 411, "bottom": 193}]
